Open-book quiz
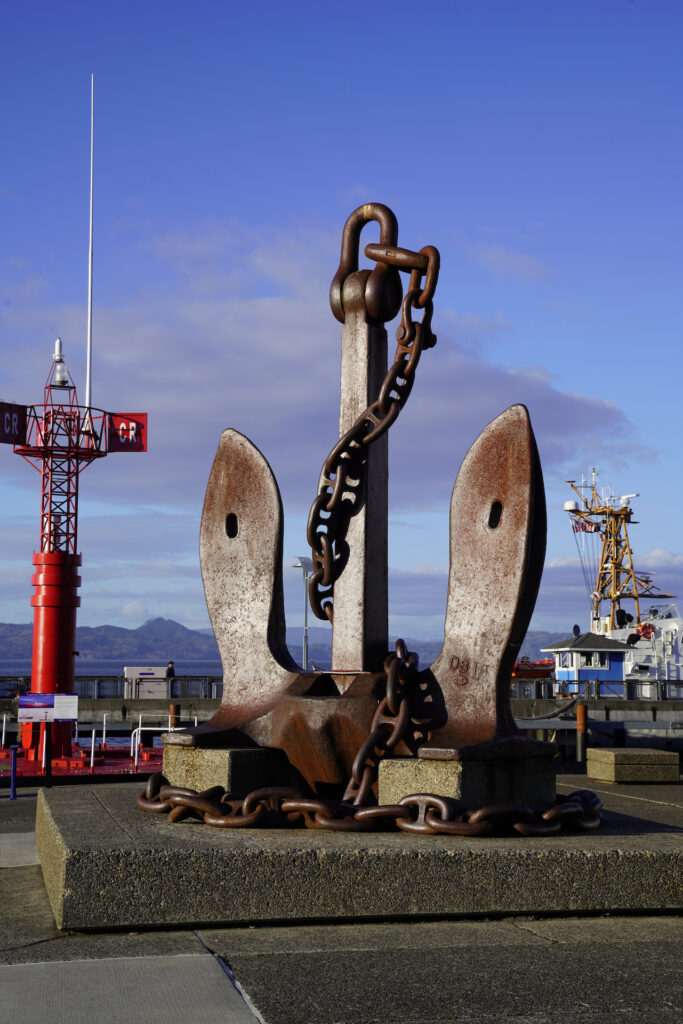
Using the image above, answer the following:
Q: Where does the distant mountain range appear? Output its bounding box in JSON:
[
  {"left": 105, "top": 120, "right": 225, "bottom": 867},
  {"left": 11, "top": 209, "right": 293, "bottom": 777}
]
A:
[
  {"left": 0, "top": 617, "right": 567, "bottom": 665},
  {"left": 0, "top": 617, "right": 220, "bottom": 661}
]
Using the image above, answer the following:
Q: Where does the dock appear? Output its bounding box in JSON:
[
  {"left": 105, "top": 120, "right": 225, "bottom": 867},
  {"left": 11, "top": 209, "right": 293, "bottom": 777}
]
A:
[{"left": 1, "top": 768, "right": 681, "bottom": 1023}]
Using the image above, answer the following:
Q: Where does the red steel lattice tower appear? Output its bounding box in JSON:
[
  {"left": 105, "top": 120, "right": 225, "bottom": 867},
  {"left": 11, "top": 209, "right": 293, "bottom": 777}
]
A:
[
  {"left": 0, "top": 79, "right": 147, "bottom": 764},
  {"left": 2, "top": 340, "right": 147, "bottom": 761},
  {"left": 15, "top": 342, "right": 104, "bottom": 758}
]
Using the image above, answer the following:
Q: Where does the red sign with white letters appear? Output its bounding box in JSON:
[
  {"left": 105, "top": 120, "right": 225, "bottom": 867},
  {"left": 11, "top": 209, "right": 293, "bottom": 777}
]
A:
[
  {"left": 107, "top": 413, "right": 148, "bottom": 452},
  {"left": 0, "top": 401, "right": 27, "bottom": 445}
]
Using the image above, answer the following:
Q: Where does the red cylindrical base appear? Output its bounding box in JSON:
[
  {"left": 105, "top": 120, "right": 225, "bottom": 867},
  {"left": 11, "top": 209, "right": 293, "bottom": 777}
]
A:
[{"left": 22, "top": 551, "right": 81, "bottom": 760}]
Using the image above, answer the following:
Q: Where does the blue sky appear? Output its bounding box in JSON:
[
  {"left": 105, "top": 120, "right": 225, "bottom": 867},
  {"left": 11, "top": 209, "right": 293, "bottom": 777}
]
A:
[{"left": 1, "top": 0, "right": 682, "bottom": 641}]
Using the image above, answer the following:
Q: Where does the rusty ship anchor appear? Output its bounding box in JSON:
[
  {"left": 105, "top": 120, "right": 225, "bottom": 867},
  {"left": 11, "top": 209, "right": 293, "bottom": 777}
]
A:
[{"left": 164, "top": 203, "right": 553, "bottom": 797}]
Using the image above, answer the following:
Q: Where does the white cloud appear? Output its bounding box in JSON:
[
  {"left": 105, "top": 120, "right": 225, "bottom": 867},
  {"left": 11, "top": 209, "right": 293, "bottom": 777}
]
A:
[
  {"left": 1, "top": 217, "right": 648, "bottom": 517},
  {"left": 121, "top": 599, "right": 148, "bottom": 619},
  {"left": 642, "top": 549, "right": 683, "bottom": 569},
  {"left": 0, "top": 215, "right": 656, "bottom": 631},
  {"left": 471, "top": 242, "right": 549, "bottom": 281}
]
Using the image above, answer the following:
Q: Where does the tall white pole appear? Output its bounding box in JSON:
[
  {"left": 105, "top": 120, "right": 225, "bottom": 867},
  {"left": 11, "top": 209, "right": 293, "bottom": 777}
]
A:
[{"left": 85, "top": 73, "right": 94, "bottom": 411}]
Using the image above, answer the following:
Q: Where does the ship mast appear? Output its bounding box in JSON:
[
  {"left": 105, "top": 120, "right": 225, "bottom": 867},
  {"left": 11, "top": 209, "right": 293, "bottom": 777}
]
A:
[{"left": 566, "top": 469, "right": 674, "bottom": 630}]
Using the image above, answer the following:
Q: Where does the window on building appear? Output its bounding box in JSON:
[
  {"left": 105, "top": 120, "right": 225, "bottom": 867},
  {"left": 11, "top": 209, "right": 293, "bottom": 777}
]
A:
[{"left": 578, "top": 650, "right": 608, "bottom": 669}]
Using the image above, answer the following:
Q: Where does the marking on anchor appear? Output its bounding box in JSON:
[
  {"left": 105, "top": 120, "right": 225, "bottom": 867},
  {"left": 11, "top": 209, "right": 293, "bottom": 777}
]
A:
[{"left": 449, "top": 655, "right": 472, "bottom": 684}]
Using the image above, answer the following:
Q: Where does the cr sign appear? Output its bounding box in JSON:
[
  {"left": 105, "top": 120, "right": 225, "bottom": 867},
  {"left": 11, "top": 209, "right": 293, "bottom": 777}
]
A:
[
  {"left": 108, "top": 413, "right": 148, "bottom": 453},
  {"left": 0, "top": 401, "right": 27, "bottom": 445}
]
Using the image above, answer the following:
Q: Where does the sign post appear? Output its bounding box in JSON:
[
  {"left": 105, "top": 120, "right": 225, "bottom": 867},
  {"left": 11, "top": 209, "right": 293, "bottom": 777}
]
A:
[
  {"left": 10, "top": 745, "right": 18, "bottom": 800},
  {"left": 17, "top": 693, "right": 79, "bottom": 723},
  {"left": 18, "top": 694, "right": 79, "bottom": 776}
]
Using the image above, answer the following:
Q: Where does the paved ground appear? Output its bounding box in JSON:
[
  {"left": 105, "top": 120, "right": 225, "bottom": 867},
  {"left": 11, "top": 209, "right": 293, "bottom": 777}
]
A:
[{"left": 0, "top": 773, "right": 681, "bottom": 1023}]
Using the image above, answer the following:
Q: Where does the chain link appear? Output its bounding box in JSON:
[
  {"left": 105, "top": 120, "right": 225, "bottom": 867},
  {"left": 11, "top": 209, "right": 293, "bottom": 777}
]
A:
[{"left": 307, "top": 243, "right": 440, "bottom": 623}]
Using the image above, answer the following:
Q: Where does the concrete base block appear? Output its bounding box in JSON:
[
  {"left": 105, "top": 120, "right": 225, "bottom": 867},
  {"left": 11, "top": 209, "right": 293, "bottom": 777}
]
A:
[
  {"left": 162, "top": 743, "right": 295, "bottom": 795},
  {"left": 587, "top": 747, "right": 680, "bottom": 784},
  {"left": 36, "top": 783, "right": 682, "bottom": 932},
  {"left": 378, "top": 754, "right": 556, "bottom": 808}
]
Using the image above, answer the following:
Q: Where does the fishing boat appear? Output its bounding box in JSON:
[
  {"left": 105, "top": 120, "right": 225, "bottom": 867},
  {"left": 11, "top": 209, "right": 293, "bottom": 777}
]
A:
[{"left": 563, "top": 469, "right": 682, "bottom": 685}]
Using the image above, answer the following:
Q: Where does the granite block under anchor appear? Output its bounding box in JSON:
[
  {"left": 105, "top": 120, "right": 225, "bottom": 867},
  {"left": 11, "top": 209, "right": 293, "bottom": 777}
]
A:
[
  {"left": 378, "top": 754, "right": 556, "bottom": 808},
  {"left": 162, "top": 743, "right": 296, "bottom": 795}
]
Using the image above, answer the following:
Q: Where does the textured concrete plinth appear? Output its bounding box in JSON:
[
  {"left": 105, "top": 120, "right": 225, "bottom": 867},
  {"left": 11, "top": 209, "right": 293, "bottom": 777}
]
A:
[
  {"left": 587, "top": 747, "right": 680, "bottom": 783},
  {"left": 162, "top": 742, "right": 295, "bottom": 795},
  {"left": 35, "top": 784, "right": 682, "bottom": 932},
  {"left": 378, "top": 754, "right": 556, "bottom": 808}
]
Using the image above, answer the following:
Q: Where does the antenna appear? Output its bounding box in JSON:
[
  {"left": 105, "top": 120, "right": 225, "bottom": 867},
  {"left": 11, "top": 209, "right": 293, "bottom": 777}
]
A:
[{"left": 85, "top": 74, "right": 94, "bottom": 411}]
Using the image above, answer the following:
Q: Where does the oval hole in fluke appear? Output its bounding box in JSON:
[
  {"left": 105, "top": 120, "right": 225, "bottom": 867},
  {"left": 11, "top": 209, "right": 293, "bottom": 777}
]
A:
[
  {"left": 488, "top": 501, "right": 503, "bottom": 529},
  {"left": 225, "top": 513, "right": 239, "bottom": 539}
]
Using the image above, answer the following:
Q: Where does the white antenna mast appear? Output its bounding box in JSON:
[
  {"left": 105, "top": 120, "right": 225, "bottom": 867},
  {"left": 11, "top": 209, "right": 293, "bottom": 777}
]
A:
[{"left": 85, "top": 73, "right": 94, "bottom": 411}]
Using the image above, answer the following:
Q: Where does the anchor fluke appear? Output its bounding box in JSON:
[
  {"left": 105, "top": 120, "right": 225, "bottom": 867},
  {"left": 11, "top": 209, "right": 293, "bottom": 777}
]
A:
[
  {"left": 421, "top": 403, "right": 548, "bottom": 755},
  {"left": 181, "top": 429, "right": 299, "bottom": 737}
]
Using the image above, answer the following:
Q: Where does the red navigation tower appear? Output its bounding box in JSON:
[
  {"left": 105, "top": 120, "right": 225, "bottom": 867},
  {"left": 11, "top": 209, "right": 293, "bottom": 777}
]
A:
[
  {"left": 0, "top": 78, "right": 148, "bottom": 763},
  {"left": 1, "top": 343, "right": 147, "bottom": 760}
]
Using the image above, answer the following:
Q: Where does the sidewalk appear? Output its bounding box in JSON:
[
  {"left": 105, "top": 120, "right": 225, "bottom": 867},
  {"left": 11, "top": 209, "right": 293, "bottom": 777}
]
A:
[{"left": 1, "top": 773, "right": 681, "bottom": 1023}]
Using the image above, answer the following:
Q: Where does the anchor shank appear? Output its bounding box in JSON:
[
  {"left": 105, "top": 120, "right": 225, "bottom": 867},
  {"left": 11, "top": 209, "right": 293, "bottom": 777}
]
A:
[{"left": 331, "top": 272, "right": 388, "bottom": 679}]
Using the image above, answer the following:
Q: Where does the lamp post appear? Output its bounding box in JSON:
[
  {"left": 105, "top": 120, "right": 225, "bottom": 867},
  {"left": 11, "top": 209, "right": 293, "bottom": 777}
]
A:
[{"left": 294, "top": 556, "right": 313, "bottom": 670}]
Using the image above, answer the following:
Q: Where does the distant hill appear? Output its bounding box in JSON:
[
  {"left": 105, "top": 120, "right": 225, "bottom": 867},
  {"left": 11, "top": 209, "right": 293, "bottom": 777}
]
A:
[
  {"left": 0, "top": 618, "right": 219, "bottom": 661},
  {"left": 0, "top": 622, "right": 33, "bottom": 659},
  {"left": 519, "top": 631, "right": 570, "bottom": 661},
  {"left": 0, "top": 619, "right": 568, "bottom": 666}
]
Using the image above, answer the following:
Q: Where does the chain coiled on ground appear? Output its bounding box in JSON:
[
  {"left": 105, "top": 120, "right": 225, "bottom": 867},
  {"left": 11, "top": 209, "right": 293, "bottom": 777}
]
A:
[
  {"left": 138, "top": 778, "right": 603, "bottom": 837},
  {"left": 138, "top": 641, "right": 603, "bottom": 837},
  {"left": 306, "top": 243, "right": 440, "bottom": 623}
]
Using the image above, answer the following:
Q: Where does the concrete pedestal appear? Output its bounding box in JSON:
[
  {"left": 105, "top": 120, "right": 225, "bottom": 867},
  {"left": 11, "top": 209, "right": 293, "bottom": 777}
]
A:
[
  {"left": 162, "top": 742, "right": 296, "bottom": 795},
  {"left": 378, "top": 754, "right": 556, "bottom": 808},
  {"left": 587, "top": 747, "right": 680, "bottom": 783},
  {"left": 35, "top": 784, "right": 682, "bottom": 931}
]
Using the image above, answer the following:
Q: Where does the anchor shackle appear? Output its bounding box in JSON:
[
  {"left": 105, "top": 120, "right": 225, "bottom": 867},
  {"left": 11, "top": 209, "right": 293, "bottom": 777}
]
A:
[
  {"left": 329, "top": 203, "right": 403, "bottom": 324},
  {"left": 364, "top": 242, "right": 440, "bottom": 311}
]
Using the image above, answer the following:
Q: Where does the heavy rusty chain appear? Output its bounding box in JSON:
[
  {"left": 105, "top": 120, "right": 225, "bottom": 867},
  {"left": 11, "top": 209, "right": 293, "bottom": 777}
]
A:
[
  {"left": 342, "top": 639, "right": 420, "bottom": 804},
  {"left": 138, "top": 640, "right": 603, "bottom": 837},
  {"left": 306, "top": 241, "right": 440, "bottom": 623},
  {"left": 138, "top": 778, "right": 603, "bottom": 837}
]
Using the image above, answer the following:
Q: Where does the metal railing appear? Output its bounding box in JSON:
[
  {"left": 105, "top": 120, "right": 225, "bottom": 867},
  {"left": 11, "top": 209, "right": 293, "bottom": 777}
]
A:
[
  {"left": 123, "top": 676, "right": 223, "bottom": 700},
  {"left": 0, "top": 675, "right": 224, "bottom": 700},
  {"left": 510, "top": 679, "right": 555, "bottom": 700},
  {"left": 129, "top": 712, "right": 200, "bottom": 769}
]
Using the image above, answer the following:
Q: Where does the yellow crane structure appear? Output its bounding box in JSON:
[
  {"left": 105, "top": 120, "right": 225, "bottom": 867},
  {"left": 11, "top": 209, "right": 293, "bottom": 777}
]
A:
[{"left": 565, "top": 469, "right": 674, "bottom": 631}]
